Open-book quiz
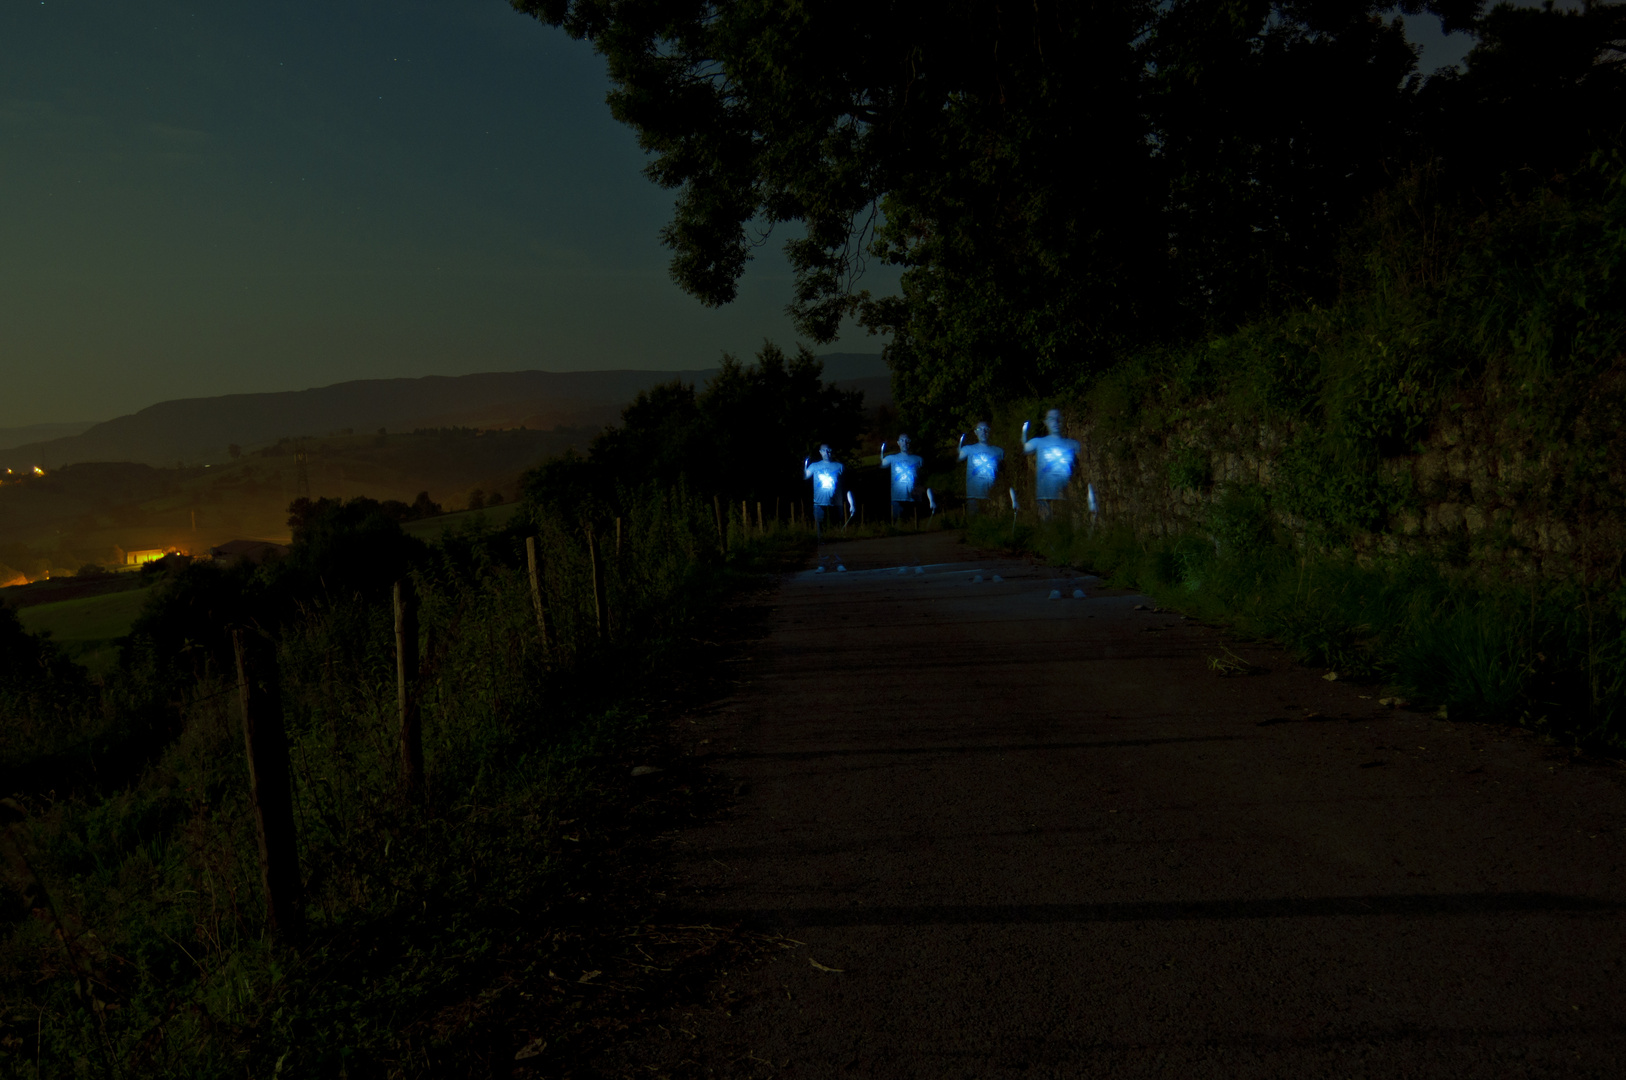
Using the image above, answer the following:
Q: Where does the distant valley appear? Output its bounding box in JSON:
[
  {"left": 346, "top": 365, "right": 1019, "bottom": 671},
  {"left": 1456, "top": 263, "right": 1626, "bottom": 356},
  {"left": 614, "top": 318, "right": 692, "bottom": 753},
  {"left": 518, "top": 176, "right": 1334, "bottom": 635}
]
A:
[
  {"left": 0, "top": 354, "right": 888, "bottom": 471},
  {"left": 0, "top": 354, "right": 888, "bottom": 584}
]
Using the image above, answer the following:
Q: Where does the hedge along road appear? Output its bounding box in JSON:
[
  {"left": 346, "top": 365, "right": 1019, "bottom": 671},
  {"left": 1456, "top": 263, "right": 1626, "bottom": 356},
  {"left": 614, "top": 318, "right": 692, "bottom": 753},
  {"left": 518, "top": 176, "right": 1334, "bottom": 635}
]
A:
[{"left": 605, "top": 532, "right": 1626, "bottom": 1079}]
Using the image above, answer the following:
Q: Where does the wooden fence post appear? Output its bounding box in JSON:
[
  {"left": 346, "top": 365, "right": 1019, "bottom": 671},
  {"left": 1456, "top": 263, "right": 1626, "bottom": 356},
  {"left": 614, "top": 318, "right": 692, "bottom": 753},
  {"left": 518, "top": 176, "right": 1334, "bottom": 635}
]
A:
[
  {"left": 741, "top": 500, "right": 749, "bottom": 540},
  {"left": 587, "top": 524, "right": 607, "bottom": 640},
  {"left": 394, "top": 579, "right": 424, "bottom": 801},
  {"left": 525, "top": 535, "right": 550, "bottom": 651},
  {"left": 713, "top": 496, "right": 726, "bottom": 553},
  {"left": 232, "top": 629, "right": 303, "bottom": 943},
  {"left": 757, "top": 501, "right": 764, "bottom": 535}
]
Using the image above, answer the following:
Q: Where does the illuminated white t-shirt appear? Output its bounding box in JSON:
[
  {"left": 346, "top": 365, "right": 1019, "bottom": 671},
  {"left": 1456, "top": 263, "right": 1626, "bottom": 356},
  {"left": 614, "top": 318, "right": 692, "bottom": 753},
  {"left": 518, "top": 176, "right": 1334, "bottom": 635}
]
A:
[
  {"left": 807, "top": 460, "right": 843, "bottom": 506},
  {"left": 881, "top": 452, "right": 923, "bottom": 501},
  {"left": 1027, "top": 435, "right": 1080, "bottom": 500},
  {"left": 958, "top": 443, "right": 1004, "bottom": 499}
]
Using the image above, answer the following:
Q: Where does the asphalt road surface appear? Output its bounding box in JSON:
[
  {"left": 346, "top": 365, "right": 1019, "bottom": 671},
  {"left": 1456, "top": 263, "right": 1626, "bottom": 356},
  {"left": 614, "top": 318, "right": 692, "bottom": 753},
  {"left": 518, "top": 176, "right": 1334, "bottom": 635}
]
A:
[{"left": 610, "top": 533, "right": 1626, "bottom": 1079}]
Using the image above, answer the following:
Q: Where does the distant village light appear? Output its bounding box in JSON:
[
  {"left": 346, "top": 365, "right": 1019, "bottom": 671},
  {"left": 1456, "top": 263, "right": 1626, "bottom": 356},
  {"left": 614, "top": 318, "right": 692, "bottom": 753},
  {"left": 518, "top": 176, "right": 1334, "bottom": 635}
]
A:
[{"left": 32, "top": 466, "right": 44, "bottom": 475}]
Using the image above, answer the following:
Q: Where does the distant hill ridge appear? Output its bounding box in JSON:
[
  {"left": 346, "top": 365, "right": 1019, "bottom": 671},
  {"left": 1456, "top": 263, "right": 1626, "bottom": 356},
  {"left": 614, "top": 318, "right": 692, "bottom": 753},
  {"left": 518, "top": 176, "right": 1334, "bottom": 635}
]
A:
[
  {"left": 0, "top": 421, "right": 98, "bottom": 453},
  {"left": 2, "top": 354, "right": 887, "bottom": 470}
]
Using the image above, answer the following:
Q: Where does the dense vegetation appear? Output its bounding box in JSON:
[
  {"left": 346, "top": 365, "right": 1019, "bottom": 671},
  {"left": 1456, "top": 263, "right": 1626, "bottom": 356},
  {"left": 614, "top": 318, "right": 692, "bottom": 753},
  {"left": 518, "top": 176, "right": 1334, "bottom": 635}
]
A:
[
  {"left": 524, "top": 341, "right": 867, "bottom": 514},
  {"left": 968, "top": 150, "right": 1626, "bottom": 750},
  {"left": 518, "top": 0, "right": 1625, "bottom": 425},
  {"left": 0, "top": 354, "right": 826, "bottom": 1077}
]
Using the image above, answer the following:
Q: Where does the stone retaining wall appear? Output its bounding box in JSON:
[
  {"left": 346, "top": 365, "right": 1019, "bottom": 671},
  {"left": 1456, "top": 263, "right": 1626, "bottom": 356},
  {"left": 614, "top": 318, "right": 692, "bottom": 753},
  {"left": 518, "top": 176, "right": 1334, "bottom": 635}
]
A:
[{"left": 1054, "top": 392, "right": 1624, "bottom": 580}]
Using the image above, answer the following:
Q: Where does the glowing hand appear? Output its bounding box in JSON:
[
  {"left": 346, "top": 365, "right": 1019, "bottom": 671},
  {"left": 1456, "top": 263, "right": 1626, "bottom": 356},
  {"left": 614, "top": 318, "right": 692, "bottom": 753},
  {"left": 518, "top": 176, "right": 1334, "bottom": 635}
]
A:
[
  {"left": 1022, "top": 421, "right": 1031, "bottom": 441},
  {"left": 880, "top": 441, "right": 887, "bottom": 455},
  {"left": 959, "top": 433, "right": 966, "bottom": 448}
]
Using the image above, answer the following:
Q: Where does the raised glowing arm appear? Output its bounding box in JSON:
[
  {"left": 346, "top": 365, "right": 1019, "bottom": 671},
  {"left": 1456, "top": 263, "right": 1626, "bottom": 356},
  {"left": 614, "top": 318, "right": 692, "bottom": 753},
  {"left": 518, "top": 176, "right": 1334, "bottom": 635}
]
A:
[{"left": 1022, "top": 421, "right": 1037, "bottom": 453}]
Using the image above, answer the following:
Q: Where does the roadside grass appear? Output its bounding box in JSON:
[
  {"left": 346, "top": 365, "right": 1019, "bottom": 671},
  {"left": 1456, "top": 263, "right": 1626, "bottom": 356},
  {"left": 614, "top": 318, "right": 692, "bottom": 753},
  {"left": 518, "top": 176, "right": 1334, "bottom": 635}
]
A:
[
  {"left": 967, "top": 512, "right": 1626, "bottom": 753},
  {"left": 0, "top": 491, "right": 812, "bottom": 1078}
]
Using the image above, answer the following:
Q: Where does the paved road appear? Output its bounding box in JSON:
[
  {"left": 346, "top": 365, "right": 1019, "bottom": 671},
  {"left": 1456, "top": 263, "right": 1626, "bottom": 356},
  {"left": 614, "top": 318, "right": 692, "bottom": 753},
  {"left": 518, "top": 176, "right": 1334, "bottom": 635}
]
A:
[{"left": 612, "top": 533, "right": 1626, "bottom": 1078}]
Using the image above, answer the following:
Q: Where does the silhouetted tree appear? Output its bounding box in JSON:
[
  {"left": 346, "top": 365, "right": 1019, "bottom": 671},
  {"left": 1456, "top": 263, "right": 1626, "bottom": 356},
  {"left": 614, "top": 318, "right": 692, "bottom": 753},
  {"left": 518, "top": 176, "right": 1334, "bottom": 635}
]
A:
[
  {"left": 515, "top": 0, "right": 1622, "bottom": 422},
  {"left": 560, "top": 341, "right": 865, "bottom": 509}
]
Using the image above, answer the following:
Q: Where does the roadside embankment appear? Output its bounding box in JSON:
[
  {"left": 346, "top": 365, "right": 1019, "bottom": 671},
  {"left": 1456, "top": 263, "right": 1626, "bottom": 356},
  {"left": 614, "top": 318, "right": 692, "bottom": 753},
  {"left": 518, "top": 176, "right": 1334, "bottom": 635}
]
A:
[{"left": 973, "top": 162, "right": 1626, "bottom": 752}]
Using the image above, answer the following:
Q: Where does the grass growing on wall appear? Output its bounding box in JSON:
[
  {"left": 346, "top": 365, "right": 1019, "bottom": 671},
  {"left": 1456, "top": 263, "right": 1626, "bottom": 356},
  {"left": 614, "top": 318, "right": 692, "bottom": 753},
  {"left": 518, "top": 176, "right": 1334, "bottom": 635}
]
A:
[
  {"left": 951, "top": 156, "right": 1626, "bottom": 753},
  {"left": 1016, "top": 155, "right": 1626, "bottom": 559}
]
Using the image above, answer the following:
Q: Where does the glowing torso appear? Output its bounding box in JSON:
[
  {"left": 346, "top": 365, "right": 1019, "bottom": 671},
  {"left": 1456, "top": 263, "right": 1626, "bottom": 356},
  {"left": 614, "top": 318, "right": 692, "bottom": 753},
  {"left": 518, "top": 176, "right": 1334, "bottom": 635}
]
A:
[
  {"left": 958, "top": 443, "right": 1004, "bottom": 499},
  {"left": 1028, "top": 435, "right": 1080, "bottom": 500},
  {"left": 807, "top": 460, "right": 843, "bottom": 505},
  {"left": 882, "top": 452, "right": 923, "bottom": 501}
]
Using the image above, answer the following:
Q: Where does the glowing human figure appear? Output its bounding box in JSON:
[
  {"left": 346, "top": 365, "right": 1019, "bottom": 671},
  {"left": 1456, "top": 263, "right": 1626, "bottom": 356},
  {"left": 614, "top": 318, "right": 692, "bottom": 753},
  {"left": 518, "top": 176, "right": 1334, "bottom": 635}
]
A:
[
  {"left": 1022, "top": 409, "right": 1081, "bottom": 521},
  {"left": 957, "top": 422, "right": 1004, "bottom": 517},
  {"left": 803, "top": 444, "right": 845, "bottom": 539},
  {"left": 880, "top": 435, "right": 923, "bottom": 523}
]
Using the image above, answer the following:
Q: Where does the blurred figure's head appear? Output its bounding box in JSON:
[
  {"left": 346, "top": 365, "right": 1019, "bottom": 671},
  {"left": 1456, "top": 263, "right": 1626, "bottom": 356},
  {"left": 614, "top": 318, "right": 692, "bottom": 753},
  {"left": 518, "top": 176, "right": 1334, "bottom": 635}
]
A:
[
  {"left": 819, "top": 444, "right": 832, "bottom": 461},
  {"left": 898, "top": 434, "right": 913, "bottom": 453},
  {"left": 1045, "top": 409, "right": 1063, "bottom": 436},
  {"left": 975, "top": 422, "right": 991, "bottom": 442}
]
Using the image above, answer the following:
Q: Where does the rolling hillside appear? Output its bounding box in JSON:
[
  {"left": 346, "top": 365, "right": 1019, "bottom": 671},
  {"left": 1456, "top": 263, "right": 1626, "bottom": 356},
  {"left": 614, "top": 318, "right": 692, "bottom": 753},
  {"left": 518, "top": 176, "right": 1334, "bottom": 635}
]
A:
[
  {"left": 0, "top": 355, "right": 888, "bottom": 471},
  {"left": 0, "top": 354, "right": 889, "bottom": 581}
]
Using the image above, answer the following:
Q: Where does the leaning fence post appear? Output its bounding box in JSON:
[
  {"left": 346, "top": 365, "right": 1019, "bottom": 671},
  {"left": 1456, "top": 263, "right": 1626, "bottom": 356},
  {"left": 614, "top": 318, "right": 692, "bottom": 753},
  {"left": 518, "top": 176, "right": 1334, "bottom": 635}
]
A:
[
  {"left": 394, "top": 579, "right": 424, "bottom": 801},
  {"left": 525, "top": 535, "right": 550, "bottom": 651},
  {"left": 232, "top": 629, "right": 303, "bottom": 943},
  {"left": 587, "top": 523, "right": 607, "bottom": 640}
]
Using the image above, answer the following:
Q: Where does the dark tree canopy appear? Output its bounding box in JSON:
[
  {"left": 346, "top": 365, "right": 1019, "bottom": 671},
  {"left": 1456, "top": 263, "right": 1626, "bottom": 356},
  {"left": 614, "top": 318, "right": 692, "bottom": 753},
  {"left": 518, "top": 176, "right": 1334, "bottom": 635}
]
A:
[
  {"left": 524, "top": 342, "right": 866, "bottom": 513},
  {"left": 516, "top": 0, "right": 1626, "bottom": 422},
  {"left": 1418, "top": 0, "right": 1626, "bottom": 199}
]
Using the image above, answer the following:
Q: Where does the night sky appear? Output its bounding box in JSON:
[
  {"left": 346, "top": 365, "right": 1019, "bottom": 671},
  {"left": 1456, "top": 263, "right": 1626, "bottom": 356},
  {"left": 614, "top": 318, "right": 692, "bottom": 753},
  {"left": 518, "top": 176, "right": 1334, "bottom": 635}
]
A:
[{"left": 3, "top": 2, "right": 1474, "bottom": 430}]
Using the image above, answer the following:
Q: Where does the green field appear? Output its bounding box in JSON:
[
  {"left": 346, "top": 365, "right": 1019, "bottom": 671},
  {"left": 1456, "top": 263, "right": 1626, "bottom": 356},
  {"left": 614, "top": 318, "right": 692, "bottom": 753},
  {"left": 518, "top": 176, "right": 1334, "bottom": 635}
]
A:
[
  {"left": 400, "top": 500, "right": 520, "bottom": 540},
  {"left": 17, "top": 585, "right": 154, "bottom": 673}
]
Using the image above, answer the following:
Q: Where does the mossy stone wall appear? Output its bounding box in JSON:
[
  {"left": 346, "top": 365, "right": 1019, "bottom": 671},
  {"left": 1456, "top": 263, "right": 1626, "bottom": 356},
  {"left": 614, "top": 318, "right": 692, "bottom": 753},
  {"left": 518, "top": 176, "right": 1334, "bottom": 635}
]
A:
[{"left": 1070, "top": 379, "right": 1625, "bottom": 580}]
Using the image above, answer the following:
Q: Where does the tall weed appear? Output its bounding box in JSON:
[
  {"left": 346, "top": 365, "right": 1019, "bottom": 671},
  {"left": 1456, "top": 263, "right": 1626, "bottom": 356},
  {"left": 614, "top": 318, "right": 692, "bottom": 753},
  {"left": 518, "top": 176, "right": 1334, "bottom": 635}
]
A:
[
  {"left": 969, "top": 511, "right": 1625, "bottom": 752},
  {"left": 0, "top": 487, "right": 792, "bottom": 1077}
]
